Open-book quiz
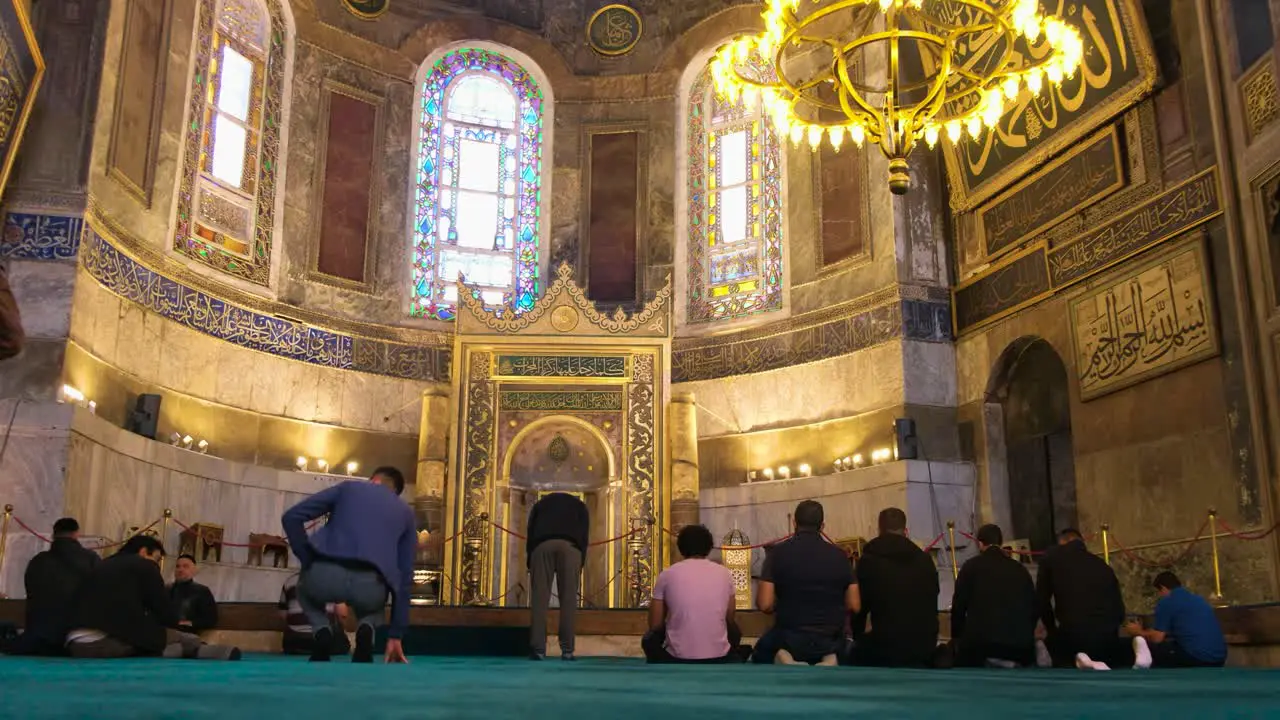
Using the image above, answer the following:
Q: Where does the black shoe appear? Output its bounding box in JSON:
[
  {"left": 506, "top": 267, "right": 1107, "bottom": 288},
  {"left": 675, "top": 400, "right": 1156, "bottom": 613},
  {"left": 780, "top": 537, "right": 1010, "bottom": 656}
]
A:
[
  {"left": 228, "top": 647, "right": 242, "bottom": 661},
  {"left": 561, "top": 652, "right": 576, "bottom": 661},
  {"left": 528, "top": 650, "right": 545, "bottom": 661},
  {"left": 352, "top": 624, "right": 374, "bottom": 663},
  {"left": 310, "top": 628, "right": 333, "bottom": 662}
]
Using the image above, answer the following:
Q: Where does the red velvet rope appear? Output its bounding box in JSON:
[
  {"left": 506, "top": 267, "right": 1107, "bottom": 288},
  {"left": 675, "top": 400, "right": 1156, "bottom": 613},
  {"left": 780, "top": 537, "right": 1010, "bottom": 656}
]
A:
[
  {"left": 958, "top": 529, "right": 1046, "bottom": 557},
  {"left": 1217, "top": 519, "right": 1280, "bottom": 542},
  {"left": 1108, "top": 518, "right": 1211, "bottom": 569}
]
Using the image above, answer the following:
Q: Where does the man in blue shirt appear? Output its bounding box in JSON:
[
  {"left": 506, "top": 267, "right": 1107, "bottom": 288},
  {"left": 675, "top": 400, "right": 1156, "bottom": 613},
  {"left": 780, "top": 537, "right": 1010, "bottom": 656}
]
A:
[
  {"left": 1125, "top": 571, "right": 1226, "bottom": 668},
  {"left": 283, "top": 467, "right": 417, "bottom": 664}
]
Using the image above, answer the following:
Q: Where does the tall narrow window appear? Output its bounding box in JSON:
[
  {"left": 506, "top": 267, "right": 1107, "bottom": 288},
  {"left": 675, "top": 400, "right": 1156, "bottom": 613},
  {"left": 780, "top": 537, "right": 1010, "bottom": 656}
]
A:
[
  {"left": 412, "top": 49, "right": 546, "bottom": 321},
  {"left": 686, "top": 61, "right": 784, "bottom": 324},
  {"left": 174, "top": 0, "right": 286, "bottom": 286}
]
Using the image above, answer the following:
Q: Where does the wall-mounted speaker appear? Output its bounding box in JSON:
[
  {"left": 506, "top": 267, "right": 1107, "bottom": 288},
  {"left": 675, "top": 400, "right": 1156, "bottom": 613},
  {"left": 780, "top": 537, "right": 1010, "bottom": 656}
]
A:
[
  {"left": 894, "top": 417, "right": 919, "bottom": 460},
  {"left": 126, "top": 393, "right": 161, "bottom": 439}
]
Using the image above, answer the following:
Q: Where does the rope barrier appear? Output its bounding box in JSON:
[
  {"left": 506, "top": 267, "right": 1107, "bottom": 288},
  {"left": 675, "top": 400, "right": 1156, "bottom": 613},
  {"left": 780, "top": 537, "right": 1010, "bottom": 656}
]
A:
[
  {"left": 9, "top": 515, "right": 49, "bottom": 544},
  {"left": 1108, "top": 518, "right": 1211, "bottom": 569},
  {"left": 957, "top": 529, "right": 1046, "bottom": 558},
  {"left": 661, "top": 524, "right": 793, "bottom": 551},
  {"left": 1217, "top": 519, "right": 1280, "bottom": 542},
  {"left": 920, "top": 532, "right": 945, "bottom": 551}
]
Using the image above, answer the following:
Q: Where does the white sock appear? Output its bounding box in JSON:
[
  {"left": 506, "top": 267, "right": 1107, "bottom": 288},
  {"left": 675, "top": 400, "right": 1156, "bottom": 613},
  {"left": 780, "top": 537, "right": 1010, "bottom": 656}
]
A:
[
  {"left": 1075, "top": 652, "right": 1111, "bottom": 671},
  {"left": 1133, "top": 636, "right": 1153, "bottom": 669},
  {"left": 1035, "top": 640, "right": 1052, "bottom": 668}
]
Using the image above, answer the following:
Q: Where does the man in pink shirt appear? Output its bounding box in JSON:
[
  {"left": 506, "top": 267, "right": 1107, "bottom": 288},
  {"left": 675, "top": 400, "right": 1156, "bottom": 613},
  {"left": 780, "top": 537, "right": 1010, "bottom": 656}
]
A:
[{"left": 642, "top": 524, "right": 741, "bottom": 663}]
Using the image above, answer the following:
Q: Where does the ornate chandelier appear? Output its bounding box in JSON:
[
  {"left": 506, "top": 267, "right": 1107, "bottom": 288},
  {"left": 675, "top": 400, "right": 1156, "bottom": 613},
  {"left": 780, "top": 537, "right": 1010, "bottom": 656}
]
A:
[{"left": 710, "top": 0, "right": 1084, "bottom": 193}]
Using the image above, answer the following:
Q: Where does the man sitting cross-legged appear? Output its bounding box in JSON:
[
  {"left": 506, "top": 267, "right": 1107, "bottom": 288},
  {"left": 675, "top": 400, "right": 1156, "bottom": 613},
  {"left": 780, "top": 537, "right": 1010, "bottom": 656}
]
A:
[
  {"left": 66, "top": 535, "right": 239, "bottom": 660},
  {"left": 950, "top": 523, "right": 1039, "bottom": 668},
  {"left": 282, "top": 466, "right": 416, "bottom": 664},
  {"left": 1125, "top": 571, "right": 1226, "bottom": 669},
  {"left": 642, "top": 524, "right": 741, "bottom": 664},
  {"left": 751, "top": 500, "right": 860, "bottom": 666}
]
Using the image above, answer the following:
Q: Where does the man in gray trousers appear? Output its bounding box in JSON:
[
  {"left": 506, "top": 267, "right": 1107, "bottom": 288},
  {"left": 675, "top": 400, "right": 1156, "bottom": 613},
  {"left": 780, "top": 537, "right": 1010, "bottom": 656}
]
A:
[{"left": 526, "top": 492, "right": 589, "bottom": 660}]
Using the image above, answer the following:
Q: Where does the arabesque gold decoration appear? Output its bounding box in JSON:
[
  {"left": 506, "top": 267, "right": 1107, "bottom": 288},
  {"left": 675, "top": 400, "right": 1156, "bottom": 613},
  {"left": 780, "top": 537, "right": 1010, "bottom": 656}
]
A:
[{"left": 710, "top": 0, "right": 1084, "bottom": 193}]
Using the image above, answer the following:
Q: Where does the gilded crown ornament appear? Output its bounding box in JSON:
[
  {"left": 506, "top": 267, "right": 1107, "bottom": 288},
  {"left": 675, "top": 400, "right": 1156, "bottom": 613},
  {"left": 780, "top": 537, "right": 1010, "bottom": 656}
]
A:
[{"left": 710, "top": 0, "right": 1084, "bottom": 193}]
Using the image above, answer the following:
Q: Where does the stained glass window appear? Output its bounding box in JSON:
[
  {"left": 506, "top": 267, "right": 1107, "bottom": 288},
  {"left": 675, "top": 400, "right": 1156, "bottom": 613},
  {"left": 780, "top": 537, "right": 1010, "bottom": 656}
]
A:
[
  {"left": 686, "top": 62, "right": 784, "bottom": 323},
  {"left": 412, "top": 49, "right": 545, "bottom": 320},
  {"left": 174, "top": 0, "right": 284, "bottom": 286}
]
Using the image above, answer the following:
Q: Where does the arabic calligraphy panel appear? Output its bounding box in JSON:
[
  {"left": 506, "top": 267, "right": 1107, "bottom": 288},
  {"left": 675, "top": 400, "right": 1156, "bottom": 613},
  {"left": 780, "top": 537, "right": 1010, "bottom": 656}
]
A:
[
  {"left": 1070, "top": 238, "right": 1218, "bottom": 400},
  {"left": 0, "top": 211, "right": 82, "bottom": 260},
  {"left": 1047, "top": 169, "right": 1221, "bottom": 288},
  {"left": 942, "top": 0, "right": 1156, "bottom": 209},
  {"left": 494, "top": 354, "right": 628, "bottom": 378},
  {"left": 498, "top": 390, "right": 624, "bottom": 412},
  {"left": 954, "top": 244, "right": 1052, "bottom": 334},
  {"left": 979, "top": 126, "right": 1123, "bottom": 257}
]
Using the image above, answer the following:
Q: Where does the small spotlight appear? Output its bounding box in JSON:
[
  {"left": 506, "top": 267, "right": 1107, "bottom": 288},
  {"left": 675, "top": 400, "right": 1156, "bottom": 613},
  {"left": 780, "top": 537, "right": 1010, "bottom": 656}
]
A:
[
  {"left": 762, "top": 468, "right": 775, "bottom": 480},
  {"left": 317, "top": 459, "right": 329, "bottom": 473},
  {"left": 852, "top": 453, "right": 864, "bottom": 468},
  {"left": 296, "top": 456, "right": 308, "bottom": 471},
  {"left": 181, "top": 435, "right": 193, "bottom": 449},
  {"left": 778, "top": 466, "right": 791, "bottom": 479},
  {"left": 60, "top": 384, "right": 85, "bottom": 404},
  {"left": 799, "top": 463, "right": 811, "bottom": 477},
  {"left": 346, "top": 461, "right": 359, "bottom": 476},
  {"left": 834, "top": 458, "right": 844, "bottom": 471},
  {"left": 169, "top": 432, "right": 182, "bottom": 446},
  {"left": 196, "top": 439, "right": 209, "bottom": 454},
  {"left": 87, "top": 400, "right": 97, "bottom": 415}
]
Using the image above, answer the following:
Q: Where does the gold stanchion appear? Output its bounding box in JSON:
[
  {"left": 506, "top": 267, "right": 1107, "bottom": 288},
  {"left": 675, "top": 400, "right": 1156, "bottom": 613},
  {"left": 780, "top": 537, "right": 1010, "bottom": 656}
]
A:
[
  {"left": 0, "top": 504, "right": 12, "bottom": 585},
  {"left": 1101, "top": 523, "right": 1110, "bottom": 566},
  {"left": 946, "top": 521, "right": 958, "bottom": 579},
  {"left": 1208, "top": 508, "right": 1225, "bottom": 605},
  {"left": 161, "top": 509, "right": 172, "bottom": 575}
]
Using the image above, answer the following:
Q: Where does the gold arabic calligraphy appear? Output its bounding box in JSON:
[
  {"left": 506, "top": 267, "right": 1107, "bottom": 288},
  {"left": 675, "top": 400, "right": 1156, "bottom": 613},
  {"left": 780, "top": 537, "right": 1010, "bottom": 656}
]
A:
[
  {"left": 496, "top": 355, "right": 627, "bottom": 378},
  {"left": 1073, "top": 243, "right": 1217, "bottom": 398}
]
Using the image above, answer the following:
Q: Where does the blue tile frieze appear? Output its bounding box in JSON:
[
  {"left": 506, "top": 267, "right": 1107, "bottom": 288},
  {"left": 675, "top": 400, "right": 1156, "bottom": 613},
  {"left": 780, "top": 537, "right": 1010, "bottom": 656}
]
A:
[
  {"left": 0, "top": 211, "right": 83, "bottom": 260},
  {"left": 80, "top": 230, "right": 448, "bottom": 381}
]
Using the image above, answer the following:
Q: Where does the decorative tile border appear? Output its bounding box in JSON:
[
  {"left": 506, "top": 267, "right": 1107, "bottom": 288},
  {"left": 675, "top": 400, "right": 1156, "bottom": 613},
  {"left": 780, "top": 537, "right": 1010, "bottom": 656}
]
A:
[
  {"left": 80, "top": 229, "right": 449, "bottom": 381},
  {"left": 0, "top": 211, "right": 83, "bottom": 260},
  {"left": 672, "top": 295, "right": 951, "bottom": 382}
]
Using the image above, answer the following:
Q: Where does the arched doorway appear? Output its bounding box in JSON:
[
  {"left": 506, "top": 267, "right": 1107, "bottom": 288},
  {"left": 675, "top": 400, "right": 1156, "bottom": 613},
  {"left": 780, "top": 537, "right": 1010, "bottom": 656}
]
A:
[
  {"left": 985, "top": 337, "right": 1078, "bottom": 552},
  {"left": 494, "top": 416, "right": 621, "bottom": 608}
]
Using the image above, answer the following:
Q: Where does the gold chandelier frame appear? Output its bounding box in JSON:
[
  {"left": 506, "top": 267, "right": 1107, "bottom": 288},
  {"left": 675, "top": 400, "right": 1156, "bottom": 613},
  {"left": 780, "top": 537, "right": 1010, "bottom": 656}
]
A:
[{"left": 711, "top": 0, "right": 1083, "bottom": 193}]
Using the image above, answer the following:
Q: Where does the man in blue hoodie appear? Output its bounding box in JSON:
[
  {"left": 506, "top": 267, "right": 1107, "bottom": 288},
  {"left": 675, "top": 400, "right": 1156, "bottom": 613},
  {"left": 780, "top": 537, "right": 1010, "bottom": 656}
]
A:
[{"left": 282, "top": 466, "right": 416, "bottom": 664}]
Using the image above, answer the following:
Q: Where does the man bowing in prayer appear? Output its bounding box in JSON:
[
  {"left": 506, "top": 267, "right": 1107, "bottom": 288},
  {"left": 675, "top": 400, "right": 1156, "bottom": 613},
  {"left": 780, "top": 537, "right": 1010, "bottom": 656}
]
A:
[{"left": 282, "top": 466, "right": 417, "bottom": 664}]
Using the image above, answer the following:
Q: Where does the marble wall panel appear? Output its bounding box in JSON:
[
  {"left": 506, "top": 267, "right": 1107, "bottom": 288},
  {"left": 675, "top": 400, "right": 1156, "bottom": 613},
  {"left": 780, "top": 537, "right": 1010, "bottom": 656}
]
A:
[
  {"left": 4, "top": 260, "right": 76, "bottom": 340},
  {"left": 0, "top": 401, "right": 74, "bottom": 596},
  {"left": 676, "top": 340, "right": 906, "bottom": 437}
]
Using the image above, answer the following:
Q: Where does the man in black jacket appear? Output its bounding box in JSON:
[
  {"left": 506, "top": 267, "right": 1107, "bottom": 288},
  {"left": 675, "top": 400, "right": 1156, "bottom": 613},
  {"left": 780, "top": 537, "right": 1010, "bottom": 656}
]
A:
[
  {"left": 951, "top": 524, "right": 1038, "bottom": 667},
  {"left": 66, "top": 535, "right": 239, "bottom": 660},
  {"left": 9, "top": 518, "right": 99, "bottom": 655},
  {"left": 168, "top": 554, "right": 218, "bottom": 632},
  {"left": 526, "top": 492, "right": 589, "bottom": 661},
  {"left": 1037, "top": 528, "right": 1131, "bottom": 669},
  {"left": 852, "top": 507, "right": 940, "bottom": 667}
]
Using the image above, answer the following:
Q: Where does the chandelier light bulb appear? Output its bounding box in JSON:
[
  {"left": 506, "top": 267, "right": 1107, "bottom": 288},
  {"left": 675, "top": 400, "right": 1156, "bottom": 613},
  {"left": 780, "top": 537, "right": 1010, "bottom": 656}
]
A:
[
  {"left": 828, "top": 125, "right": 845, "bottom": 150},
  {"left": 966, "top": 115, "right": 982, "bottom": 139},
  {"left": 1027, "top": 70, "right": 1044, "bottom": 96},
  {"left": 878, "top": 0, "right": 892, "bottom": 12},
  {"left": 1002, "top": 77, "right": 1020, "bottom": 100},
  {"left": 849, "top": 123, "right": 866, "bottom": 147},
  {"left": 923, "top": 124, "right": 939, "bottom": 149},
  {"left": 806, "top": 125, "right": 823, "bottom": 149},
  {"left": 1047, "top": 63, "right": 1064, "bottom": 85},
  {"left": 945, "top": 121, "right": 962, "bottom": 144},
  {"left": 789, "top": 124, "right": 804, "bottom": 147}
]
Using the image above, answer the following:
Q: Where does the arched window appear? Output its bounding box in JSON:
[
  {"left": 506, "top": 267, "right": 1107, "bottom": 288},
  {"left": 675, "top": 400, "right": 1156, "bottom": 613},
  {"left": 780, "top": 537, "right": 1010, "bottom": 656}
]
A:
[
  {"left": 685, "top": 61, "right": 784, "bottom": 324},
  {"left": 412, "top": 48, "right": 546, "bottom": 320},
  {"left": 174, "top": 0, "right": 287, "bottom": 287}
]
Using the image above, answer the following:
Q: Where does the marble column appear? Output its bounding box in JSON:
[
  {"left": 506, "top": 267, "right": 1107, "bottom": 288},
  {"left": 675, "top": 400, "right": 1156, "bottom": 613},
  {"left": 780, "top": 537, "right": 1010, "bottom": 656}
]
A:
[
  {"left": 415, "top": 387, "right": 449, "bottom": 567},
  {"left": 668, "top": 391, "right": 699, "bottom": 562}
]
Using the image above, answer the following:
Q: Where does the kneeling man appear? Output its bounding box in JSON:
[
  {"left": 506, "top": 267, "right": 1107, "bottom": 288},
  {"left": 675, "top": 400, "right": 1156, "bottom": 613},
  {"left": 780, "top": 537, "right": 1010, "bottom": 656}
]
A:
[
  {"left": 950, "top": 524, "right": 1038, "bottom": 667},
  {"left": 283, "top": 466, "right": 416, "bottom": 664},
  {"left": 643, "top": 524, "right": 740, "bottom": 663},
  {"left": 752, "top": 500, "right": 859, "bottom": 665},
  {"left": 1126, "top": 572, "right": 1226, "bottom": 669}
]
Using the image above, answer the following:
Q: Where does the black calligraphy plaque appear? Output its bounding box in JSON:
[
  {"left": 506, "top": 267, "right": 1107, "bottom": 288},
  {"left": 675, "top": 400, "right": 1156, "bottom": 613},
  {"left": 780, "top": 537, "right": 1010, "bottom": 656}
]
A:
[
  {"left": 1047, "top": 169, "right": 1221, "bottom": 289},
  {"left": 979, "top": 126, "right": 1123, "bottom": 257},
  {"left": 954, "top": 245, "right": 1052, "bottom": 333},
  {"left": 943, "top": 0, "right": 1157, "bottom": 209},
  {"left": 499, "top": 390, "right": 624, "bottom": 412}
]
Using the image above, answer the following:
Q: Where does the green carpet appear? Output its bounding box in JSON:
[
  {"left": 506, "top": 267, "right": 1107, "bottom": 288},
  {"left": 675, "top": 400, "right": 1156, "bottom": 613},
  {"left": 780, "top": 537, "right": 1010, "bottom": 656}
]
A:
[{"left": 0, "top": 656, "right": 1278, "bottom": 719}]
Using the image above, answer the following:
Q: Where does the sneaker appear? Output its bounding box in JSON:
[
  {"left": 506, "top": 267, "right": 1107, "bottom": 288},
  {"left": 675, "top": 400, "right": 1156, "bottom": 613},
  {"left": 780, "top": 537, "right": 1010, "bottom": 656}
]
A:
[
  {"left": 816, "top": 653, "right": 839, "bottom": 666},
  {"left": 1132, "top": 637, "right": 1152, "bottom": 669},
  {"left": 310, "top": 628, "right": 333, "bottom": 663},
  {"left": 774, "top": 649, "right": 801, "bottom": 665},
  {"left": 196, "top": 644, "right": 241, "bottom": 661},
  {"left": 1075, "top": 652, "right": 1111, "bottom": 671},
  {"left": 985, "top": 658, "right": 1018, "bottom": 669},
  {"left": 561, "top": 652, "right": 576, "bottom": 661},
  {"left": 1034, "top": 639, "right": 1052, "bottom": 668},
  {"left": 352, "top": 624, "right": 374, "bottom": 663}
]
